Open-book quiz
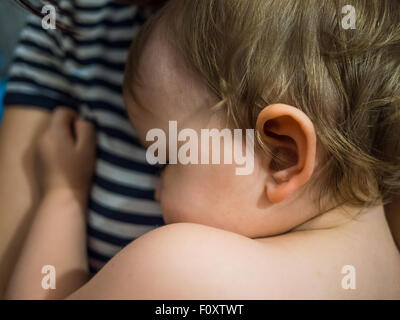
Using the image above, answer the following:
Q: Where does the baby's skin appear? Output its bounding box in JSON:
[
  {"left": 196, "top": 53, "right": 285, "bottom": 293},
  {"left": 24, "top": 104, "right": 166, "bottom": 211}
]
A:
[{"left": 5, "top": 21, "right": 400, "bottom": 299}]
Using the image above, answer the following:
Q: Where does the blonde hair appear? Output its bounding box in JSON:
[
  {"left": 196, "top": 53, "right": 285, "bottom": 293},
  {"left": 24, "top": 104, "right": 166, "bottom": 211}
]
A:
[{"left": 125, "top": 0, "right": 400, "bottom": 208}]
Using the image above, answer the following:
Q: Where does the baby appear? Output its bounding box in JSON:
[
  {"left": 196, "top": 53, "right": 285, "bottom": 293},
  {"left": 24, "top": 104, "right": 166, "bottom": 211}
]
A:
[{"left": 5, "top": 0, "right": 400, "bottom": 299}]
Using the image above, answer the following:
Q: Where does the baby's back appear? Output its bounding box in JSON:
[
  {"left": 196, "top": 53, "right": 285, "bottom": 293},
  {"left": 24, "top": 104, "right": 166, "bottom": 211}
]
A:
[{"left": 230, "top": 207, "right": 400, "bottom": 299}]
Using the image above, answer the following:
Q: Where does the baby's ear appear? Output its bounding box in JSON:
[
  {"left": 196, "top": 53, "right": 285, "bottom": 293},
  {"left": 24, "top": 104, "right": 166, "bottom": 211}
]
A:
[{"left": 256, "top": 104, "right": 317, "bottom": 203}]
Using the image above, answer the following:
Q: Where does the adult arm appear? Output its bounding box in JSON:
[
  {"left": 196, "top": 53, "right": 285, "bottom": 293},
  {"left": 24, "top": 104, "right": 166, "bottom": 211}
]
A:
[
  {"left": 4, "top": 108, "right": 96, "bottom": 300},
  {"left": 0, "top": 5, "right": 79, "bottom": 297},
  {"left": 0, "top": 107, "right": 50, "bottom": 297}
]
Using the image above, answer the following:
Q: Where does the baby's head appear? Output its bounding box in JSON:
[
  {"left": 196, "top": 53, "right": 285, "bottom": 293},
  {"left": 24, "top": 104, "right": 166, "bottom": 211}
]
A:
[{"left": 123, "top": 0, "right": 400, "bottom": 237}]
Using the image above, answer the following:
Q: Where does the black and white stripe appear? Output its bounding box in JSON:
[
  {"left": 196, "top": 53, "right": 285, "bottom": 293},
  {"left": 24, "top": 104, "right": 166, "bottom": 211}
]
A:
[{"left": 4, "top": 0, "right": 163, "bottom": 273}]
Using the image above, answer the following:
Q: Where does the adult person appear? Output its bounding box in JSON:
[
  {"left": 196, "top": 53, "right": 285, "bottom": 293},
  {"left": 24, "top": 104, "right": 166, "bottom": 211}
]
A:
[{"left": 0, "top": 0, "right": 166, "bottom": 297}]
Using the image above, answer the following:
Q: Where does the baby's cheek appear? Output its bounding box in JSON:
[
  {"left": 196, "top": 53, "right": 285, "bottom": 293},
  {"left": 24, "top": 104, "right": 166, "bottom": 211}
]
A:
[
  {"left": 160, "top": 189, "right": 193, "bottom": 224},
  {"left": 159, "top": 179, "right": 206, "bottom": 224},
  {"left": 159, "top": 163, "right": 237, "bottom": 224}
]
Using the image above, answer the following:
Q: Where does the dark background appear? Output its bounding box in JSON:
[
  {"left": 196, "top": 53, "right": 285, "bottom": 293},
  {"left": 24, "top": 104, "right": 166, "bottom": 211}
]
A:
[{"left": 0, "top": 0, "right": 28, "bottom": 122}]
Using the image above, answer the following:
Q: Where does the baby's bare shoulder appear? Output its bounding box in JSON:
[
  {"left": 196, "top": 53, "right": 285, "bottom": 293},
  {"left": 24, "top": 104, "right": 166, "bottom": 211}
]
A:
[
  {"left": 137, "top": 222, "right": 400, "bottom": 299},
  {"left": 128, "top": 223, "right": 348, "bottom": 298},
  {"left": 70, "top": 222, "right": 400, "bottom": 299}
]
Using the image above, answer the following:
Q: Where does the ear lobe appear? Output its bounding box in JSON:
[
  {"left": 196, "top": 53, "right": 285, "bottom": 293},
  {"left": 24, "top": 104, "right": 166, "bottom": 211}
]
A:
[{"left": 256, "top": 104, "right": 317, "bottom": 203}]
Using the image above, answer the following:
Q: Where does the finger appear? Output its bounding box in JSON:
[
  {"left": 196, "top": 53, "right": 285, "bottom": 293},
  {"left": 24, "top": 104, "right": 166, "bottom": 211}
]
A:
[
  {"left": 51, "top": 107, "right": 78, "bottom": 138},
  {"left": 74, "top": 118, "right": 97, "bottom": 151}
]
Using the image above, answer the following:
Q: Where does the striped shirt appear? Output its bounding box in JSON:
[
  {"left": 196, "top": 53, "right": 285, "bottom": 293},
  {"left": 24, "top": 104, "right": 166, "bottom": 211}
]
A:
[{"left": 4, "top": 0, "right": 164, "bottom": 273}]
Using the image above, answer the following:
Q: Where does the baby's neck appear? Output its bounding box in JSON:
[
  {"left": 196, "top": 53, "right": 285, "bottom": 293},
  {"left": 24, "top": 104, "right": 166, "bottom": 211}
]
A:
[{"left": 291, "top": 203, "right": 384, "bottom": 233}]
